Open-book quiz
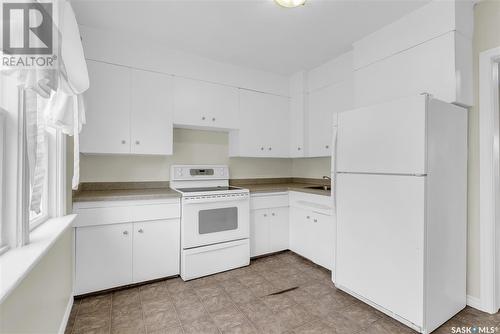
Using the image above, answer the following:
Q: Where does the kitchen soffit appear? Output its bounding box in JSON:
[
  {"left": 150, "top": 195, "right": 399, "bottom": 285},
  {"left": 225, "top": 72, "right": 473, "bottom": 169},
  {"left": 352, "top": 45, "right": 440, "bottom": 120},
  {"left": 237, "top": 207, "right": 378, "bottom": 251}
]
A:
[{"left": 72, "top": 0, "right": 430, "bottom": 75}]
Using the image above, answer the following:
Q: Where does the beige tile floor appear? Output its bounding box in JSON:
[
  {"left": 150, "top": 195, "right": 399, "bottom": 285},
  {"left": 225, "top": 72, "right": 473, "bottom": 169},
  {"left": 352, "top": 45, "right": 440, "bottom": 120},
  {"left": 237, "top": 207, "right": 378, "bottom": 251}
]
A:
[{"left": 66, "top": 251, "right": 500, "bottom": 334}]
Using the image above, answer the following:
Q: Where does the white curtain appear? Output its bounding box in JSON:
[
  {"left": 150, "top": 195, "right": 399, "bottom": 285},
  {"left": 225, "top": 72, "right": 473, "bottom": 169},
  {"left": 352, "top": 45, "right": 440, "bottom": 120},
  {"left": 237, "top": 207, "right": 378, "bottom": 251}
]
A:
[{"left": 13, "top": 0, "right": 89, "bottom": 214}]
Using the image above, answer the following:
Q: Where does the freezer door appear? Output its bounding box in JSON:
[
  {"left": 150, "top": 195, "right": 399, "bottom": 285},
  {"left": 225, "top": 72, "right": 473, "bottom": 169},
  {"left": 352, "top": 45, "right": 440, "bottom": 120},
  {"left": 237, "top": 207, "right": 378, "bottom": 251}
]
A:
[
  {"left": 337, "top": 95, "right": 426, "bottom": 175},
  {"left": 335, "top": 173, "right": 425, "bottom": 326}
]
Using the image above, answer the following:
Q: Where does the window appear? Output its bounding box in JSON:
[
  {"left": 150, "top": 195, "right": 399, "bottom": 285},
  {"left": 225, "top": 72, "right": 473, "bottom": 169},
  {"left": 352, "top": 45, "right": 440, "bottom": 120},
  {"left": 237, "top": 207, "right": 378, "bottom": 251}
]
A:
[
  {"left": 25, "top": 92, "right": 63, "bottom": 232},
  {"left": 28, "top": 128, "right": 49, "bottom": 231},
  {"left": 0, "top": 72, "right": 66, "bottom": 252}
]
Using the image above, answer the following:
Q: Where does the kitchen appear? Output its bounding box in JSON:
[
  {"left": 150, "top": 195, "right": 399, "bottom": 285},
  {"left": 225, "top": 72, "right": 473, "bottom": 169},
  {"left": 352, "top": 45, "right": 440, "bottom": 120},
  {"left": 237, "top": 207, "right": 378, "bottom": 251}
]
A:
[{"left": 0, "top": 0, "right": 499, "bottom": 333}]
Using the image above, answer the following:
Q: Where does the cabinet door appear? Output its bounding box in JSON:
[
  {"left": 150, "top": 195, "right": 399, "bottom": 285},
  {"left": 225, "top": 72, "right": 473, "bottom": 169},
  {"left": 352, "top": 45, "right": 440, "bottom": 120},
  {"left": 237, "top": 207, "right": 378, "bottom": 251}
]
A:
[
  {"left": 289, "top": 95, "right": 305, "bottom": 157},
  {"left": 250, "top": 209, "right": 270, "bottom": 257},
  {"left": 289, "top": 207, "right": 311, "bottom": 258},
  {"left": 81, "top": 60, "right": 131, "bottom": 154},
  {"left": 173, "top": 77, "right": 238, "bottom": 129},
  {"left": 131, "top": 70, "right": 174, "bottom": 155},
  {"left": 237, "top": 89, "right": 289, "bottom": 157},
  {"left": 310, "top": 213, "right": 334, "bottom": 270},
  {"left": 133, "top": 219, "right": 180, "bottom": 282},
  {"left": 75, "top": 223, "right": 133, "bottom": 294},
  {"left": 307, "top": 80, "right": 352, "bottom": 157},
  {"left": 265, "top": 95, "right": 290, "bottom": 157},
  {"left": 268, "top": 207, "right": 289, "bottom": 253}
]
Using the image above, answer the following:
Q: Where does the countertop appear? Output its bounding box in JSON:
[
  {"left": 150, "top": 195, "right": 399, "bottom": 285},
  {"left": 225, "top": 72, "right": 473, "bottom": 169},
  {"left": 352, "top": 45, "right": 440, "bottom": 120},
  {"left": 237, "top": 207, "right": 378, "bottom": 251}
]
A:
[
  {"left": 230, "top": 178, "right": 331, "bottom": 197},
  {"left": 72, "top": 182, "right": 181, "bottom": 203},
  {"left": 72, "top": 178, "right": 331, "bottom": 203}
]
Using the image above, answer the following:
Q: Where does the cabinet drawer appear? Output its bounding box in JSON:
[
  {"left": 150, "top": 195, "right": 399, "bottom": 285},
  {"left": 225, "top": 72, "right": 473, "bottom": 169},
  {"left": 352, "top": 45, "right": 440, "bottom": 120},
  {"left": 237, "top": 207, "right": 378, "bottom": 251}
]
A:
[
  {"left": 131, "top": 203, "right": 180, "bottom": 221},
  {"left": 251, "top": 193, "right": 289, "bottom": 210},
  {"left": 74, "top": 206, "right": 133, "bottom": 228}
]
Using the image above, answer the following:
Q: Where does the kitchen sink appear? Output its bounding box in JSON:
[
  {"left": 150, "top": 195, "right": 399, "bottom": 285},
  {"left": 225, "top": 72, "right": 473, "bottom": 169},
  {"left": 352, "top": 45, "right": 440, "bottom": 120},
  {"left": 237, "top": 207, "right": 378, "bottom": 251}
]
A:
[{"left": 305, "top": 185, "right": 331, "bottom": 191}]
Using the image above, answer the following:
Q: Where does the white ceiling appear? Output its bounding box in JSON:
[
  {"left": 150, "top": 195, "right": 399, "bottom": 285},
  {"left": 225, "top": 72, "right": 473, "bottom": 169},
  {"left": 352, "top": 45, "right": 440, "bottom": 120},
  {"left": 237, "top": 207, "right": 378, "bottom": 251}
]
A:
[{"left": 71, "top": 0, "right": 430, "bottom": 75}]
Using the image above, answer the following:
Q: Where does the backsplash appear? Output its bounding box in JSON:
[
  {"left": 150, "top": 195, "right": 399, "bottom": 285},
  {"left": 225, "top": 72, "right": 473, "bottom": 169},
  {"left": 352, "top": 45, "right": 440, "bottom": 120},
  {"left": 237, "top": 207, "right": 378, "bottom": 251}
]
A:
[{"left": 77, "top": 128, "right": 331, "bottom": 182}]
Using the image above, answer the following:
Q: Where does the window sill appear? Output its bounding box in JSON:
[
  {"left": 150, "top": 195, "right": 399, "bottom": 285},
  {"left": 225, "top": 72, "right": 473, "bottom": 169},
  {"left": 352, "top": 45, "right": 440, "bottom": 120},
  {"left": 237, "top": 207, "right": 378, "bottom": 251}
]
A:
[{"left": 0, "top": 214, "right": 76, "bottom": 304}]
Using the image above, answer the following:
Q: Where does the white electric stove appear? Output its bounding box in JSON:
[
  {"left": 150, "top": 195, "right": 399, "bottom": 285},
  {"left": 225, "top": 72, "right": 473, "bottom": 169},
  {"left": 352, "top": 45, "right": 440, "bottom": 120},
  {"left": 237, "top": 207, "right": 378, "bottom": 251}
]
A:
[{"left": 170, "top": 165, "right": 250, "bottom": 280}]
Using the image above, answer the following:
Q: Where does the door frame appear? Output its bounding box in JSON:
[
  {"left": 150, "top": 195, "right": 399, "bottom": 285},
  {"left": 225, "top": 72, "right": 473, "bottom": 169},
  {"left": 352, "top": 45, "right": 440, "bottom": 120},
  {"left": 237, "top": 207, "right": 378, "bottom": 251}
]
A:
[{"left": 479, "top": 46, "right": 500, "bottom": 314}]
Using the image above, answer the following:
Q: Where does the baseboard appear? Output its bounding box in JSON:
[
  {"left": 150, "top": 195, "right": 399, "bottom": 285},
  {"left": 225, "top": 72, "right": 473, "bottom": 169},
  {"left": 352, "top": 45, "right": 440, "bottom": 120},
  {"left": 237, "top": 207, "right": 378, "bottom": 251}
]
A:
[
  {"left": 466, "top": 295, "right": 482, "bottom": 311},
  {"left": 58, "top": 296, "right": 74, "bottom": 334}
]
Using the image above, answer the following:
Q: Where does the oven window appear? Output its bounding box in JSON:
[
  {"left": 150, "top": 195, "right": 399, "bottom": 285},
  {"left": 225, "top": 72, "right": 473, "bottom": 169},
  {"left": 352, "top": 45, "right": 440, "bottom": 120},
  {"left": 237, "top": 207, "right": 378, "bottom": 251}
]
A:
[{"left": 199, "top": 207, "right": 238, "bottom": 234}]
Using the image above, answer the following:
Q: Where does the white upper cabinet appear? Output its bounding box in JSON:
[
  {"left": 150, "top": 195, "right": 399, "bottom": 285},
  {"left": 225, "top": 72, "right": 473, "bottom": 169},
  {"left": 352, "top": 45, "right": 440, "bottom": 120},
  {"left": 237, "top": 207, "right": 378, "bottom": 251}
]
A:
[
  {"left": 352, "top": 0, "right": 472, "bottom": 107},
  {"left": 289, "top": 94, "right": 305, "bottom": 157},
  {"left": 81, "top": 60, "right": 174, "bottom": 155},
  {"left": 306, "top": 79, "right": 352, "bottom": 157},
  {"left": 230, "top": 89, "right": 289, "bottom": 158},
  {"left": 81, "top": 60, "right": 131, "bottom": 154},
  {"left": 354, "top": 32, "right": 472, "bottom": 108},
  {"left": 173, "top": 76, "right": 239, "bottom": 130},
  {"left": 131, "top": 69, "right": 174, "bottom": 155}
]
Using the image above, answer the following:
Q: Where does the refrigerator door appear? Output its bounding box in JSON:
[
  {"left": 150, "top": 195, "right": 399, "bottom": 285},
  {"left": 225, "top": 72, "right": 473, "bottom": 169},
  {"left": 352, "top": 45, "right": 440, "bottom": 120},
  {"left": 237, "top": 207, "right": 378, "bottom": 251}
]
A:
[
  {"left": 337, "top": 95, "right": 426, "bottom": 175},
  {"left": 335, "top": 173, "right": 425, "bottom": 327}
]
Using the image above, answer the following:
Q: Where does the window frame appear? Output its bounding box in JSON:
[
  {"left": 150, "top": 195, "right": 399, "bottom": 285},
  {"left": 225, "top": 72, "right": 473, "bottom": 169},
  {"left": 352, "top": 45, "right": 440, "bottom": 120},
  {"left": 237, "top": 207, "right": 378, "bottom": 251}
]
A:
[{"left": 26, "top": 97, "right": 66, "bottom": 233}]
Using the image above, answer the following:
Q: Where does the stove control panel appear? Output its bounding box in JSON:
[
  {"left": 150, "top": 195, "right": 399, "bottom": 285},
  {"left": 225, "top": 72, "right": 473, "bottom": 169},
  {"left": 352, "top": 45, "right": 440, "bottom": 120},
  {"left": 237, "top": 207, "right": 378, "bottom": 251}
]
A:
[{"left": 171, "top": 165, "right": 229, "bottom": 181}]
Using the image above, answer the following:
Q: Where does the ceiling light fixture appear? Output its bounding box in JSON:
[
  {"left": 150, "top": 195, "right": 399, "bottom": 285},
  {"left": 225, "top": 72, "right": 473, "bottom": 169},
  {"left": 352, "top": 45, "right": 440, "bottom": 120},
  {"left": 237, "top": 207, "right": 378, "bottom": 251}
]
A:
[{"left": 275, "top": 0, "right": 306, "bottom": 8}]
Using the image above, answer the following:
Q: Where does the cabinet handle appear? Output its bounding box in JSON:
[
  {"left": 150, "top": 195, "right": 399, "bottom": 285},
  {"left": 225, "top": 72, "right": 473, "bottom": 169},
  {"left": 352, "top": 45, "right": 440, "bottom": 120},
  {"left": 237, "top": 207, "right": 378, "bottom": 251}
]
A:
[
  {"left": 138, "top": 229, "right": 144, "bottom": 233},
  {"left": 268, "top": 147, "right": 272, "bottom": 151},
  {"left": 264, "top": 214, "right": 267, "bottom": 217},
  {"left": 135, "top": 140, "right": 140, "bottom": 145},
  {"left": 325, "top": 145, "right": 330, "bottom": 149},
  {"left": 121, "top": 140, "right": 126, "bottom": 144},
  {"left": 272, "top": 212, "right": 275, "bottom": 216},
  {"left": 306, "top": 216, "right": 310, "bottom": 219},
  {"left": 202, "top": 116, "right": 206, "bottom": 120},
  {"left": 313, "top": 219, "right": 318, "bottom": 223},
  {"left": 212, "top": 117, "right": 216, "bottom": 122},
  {"left": 123, "top": 231, "right": 129, "bottom": 235},
  {"left": 261, "top": 147, "right": 264, "bottom": 151},
  {"left": 298, "top": 147, "right": 301, "bottom": 151}
]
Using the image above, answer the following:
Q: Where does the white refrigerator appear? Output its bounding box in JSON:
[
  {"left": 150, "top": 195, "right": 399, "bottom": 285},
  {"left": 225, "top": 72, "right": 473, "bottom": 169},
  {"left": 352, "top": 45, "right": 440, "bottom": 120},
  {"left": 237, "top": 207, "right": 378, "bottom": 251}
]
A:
[{"left": 334, "top": 94, "right": 467, "bottom": 334}]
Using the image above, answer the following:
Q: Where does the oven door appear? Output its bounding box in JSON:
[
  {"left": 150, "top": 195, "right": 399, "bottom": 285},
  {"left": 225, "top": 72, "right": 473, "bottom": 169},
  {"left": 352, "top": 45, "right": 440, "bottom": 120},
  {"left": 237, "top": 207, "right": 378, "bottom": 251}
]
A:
[{"left": 181, "top": 196, "right": 250, "bottom": 249}]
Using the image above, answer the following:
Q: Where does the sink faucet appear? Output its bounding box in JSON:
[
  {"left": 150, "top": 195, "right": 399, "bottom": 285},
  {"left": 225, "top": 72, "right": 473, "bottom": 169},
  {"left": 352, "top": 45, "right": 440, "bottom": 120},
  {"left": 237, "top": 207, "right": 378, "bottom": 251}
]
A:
[{"left": 322, "top": 176, "right": 331, "bottom": 181}]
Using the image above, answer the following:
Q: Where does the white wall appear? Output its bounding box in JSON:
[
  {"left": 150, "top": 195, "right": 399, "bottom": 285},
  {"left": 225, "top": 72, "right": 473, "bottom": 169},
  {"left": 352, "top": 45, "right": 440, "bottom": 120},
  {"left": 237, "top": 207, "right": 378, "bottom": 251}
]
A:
[
  {"left": 465, "top": 0, "right": 500, "bottom": 301},
  {"left": 80, "top": 128, "right": 296, "bottom": 182},
  {"left": 292, "top": 158, "right": 331, "bottom": 179},
  {"left": 0, "top": 229, "right": 73, "bottom": 334}
]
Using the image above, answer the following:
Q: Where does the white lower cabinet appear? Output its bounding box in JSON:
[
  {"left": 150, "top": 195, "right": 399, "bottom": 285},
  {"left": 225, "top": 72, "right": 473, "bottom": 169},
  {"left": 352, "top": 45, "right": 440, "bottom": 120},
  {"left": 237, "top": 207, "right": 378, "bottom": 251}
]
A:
[
  {"left": 289, "top": 207, "right": 313, "bottom": 259},
  {"left": 289, "top": 206, "right": 334, "bottom": 270},
  {"left": 250, "top": 192, "right": 333, "bottom": 269},
  {"left": 250, "top": 206, "right": 289, "bottom": 257},
  {"left": 74, "top": 200, "right": 181, "bottom": 295},
  {"left": 75, "top": 219, "right": 180, "bottom": 294},
  {"left": 75, "top": 223, "right": 134, "bottom": 295},
  {"left": 132, "top": 219, "right": 180, "bottom": 283}
]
